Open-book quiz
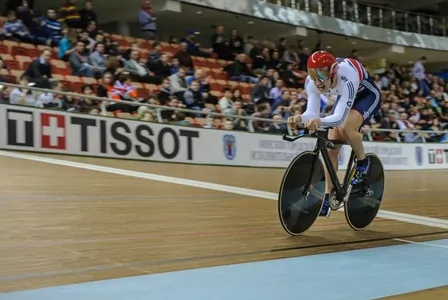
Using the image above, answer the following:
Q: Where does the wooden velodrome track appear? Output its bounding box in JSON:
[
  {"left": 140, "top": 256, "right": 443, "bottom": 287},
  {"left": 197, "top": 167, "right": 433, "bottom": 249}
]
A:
[{"left": 0, "top": 151, "right": 447, "bottom": 297}]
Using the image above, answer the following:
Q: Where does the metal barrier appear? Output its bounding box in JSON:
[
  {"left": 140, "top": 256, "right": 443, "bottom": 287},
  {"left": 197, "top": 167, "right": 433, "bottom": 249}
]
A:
[
  {"left": 266, "top": 0, "right": 447, "bottom": 37},
  {"left": 0, "top": 81, "right": 446, "bottom": 142}
]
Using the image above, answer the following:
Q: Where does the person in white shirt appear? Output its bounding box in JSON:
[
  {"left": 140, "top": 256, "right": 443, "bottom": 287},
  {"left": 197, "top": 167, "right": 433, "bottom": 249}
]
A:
[
  {"left": 288, "top": 51, "right": 381, "bottom": 217},
  {"left": 413, "top": 56, "right": 429, "bottom": 96},
  {"left": 219, "top": 87, "right": 236, "bottom": 115},
  {"left": 9, "top": 75, "right": 37, "bottom": 107}
]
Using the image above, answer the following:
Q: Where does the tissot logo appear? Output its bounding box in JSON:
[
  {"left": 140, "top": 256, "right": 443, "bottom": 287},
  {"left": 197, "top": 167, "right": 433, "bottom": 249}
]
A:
[
  {"left": 41, "top": 113, "right": 66, "bottom": 149},
  {"left": 6, "top": 109, "right": 34, "bottom": 147},
  {"left": 70, "top": 116, "right": 200, "bottom": 160}
]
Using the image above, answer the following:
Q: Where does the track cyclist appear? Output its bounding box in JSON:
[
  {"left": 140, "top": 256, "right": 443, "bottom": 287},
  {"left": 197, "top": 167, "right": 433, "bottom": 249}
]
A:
[{"left": 287, "top": 51, "right": 381, "bottom": 218}]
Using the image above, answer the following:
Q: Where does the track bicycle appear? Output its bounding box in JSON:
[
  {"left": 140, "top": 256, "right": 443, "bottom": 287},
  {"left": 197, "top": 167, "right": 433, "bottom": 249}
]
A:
[{"left": 278, "top": 126, "right": 385, "bottom": 236}]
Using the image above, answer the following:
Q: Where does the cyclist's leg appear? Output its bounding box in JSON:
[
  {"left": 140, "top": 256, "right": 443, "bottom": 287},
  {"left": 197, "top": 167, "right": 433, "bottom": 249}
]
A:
[
  {"left": 340, "top": 85, "right": 381, "bottom": 184},
  {"left": 338, "top": 110, "right": 365, "bottom": 161}
]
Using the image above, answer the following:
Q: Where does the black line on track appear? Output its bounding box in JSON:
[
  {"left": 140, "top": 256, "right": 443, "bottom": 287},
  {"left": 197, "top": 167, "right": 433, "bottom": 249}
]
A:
[
  {"left": 2, "top": 231, "right": 447, "bottom": 282},
  {"left": 269, "top": 230, "right": 448, "bottom": 253}
]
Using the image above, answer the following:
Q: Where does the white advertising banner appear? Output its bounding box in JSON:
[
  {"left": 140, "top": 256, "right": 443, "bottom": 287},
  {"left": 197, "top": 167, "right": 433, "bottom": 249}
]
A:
[{"left": 0, "top": 104, "right": 447, "bottom": 170}]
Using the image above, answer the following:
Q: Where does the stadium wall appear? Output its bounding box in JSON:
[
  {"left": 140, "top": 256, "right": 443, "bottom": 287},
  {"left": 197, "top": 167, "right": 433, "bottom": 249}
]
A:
[{"left": 0, "top": 104, "right": 447, "bottom": 170}]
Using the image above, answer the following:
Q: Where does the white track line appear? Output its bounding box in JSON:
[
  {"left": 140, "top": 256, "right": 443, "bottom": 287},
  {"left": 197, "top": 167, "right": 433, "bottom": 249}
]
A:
[
  {"left": 1, "top": 150, "right": 448, "bottom": 230},
  {"left": 394, "top": 238, "right": 448, "bottom": 249}
]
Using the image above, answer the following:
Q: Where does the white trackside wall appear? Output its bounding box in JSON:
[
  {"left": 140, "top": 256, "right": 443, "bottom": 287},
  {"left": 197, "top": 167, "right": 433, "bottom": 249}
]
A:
[{"left": 0, "top": 104, "right": 447, "bottom": 170}]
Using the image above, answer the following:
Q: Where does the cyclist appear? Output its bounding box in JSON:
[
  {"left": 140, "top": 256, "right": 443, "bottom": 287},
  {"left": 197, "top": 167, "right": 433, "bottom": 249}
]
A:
[{"left": 287, "top": 51, "right": 380, "bottom": 217}]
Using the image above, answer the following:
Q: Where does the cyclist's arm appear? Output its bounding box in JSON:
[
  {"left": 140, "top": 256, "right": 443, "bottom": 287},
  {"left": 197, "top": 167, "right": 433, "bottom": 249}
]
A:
[
  {"left": 301, "top": 76, "right": 321, "bottom": 123},
  {"left": 320, "top": 79, "right": 358, "bottom": 127}
]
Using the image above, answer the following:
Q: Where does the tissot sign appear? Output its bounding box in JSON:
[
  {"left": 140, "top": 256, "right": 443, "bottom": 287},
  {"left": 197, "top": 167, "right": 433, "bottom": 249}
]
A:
[
  {"left": 3, "top": 107, "right": 200, "bottom": 162},
  {"left": 1, "top": 104, "right": 448, "bottom": 170}
]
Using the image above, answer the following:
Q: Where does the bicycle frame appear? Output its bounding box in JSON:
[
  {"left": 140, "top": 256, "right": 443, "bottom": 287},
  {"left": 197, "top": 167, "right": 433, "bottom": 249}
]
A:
[{"left": 283, "top": 128, "right": 357, "bottom": 201}]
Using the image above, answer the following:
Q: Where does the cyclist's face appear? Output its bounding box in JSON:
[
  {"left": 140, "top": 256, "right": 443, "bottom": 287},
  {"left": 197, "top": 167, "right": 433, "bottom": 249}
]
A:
[{"left": 309, "top": 69, "right": 330, "bottom": 93}]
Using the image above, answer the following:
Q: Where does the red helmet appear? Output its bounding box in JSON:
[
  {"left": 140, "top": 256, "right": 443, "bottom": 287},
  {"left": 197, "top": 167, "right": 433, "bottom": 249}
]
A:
[{"left": 307, "top": 51, "right": 338, "bottom": 82}]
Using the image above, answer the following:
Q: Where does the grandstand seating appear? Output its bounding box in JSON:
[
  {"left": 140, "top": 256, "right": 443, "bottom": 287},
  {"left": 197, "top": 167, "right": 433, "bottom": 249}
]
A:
[{"left": 0, "top": 33, "right": 256, "bottom": 102}]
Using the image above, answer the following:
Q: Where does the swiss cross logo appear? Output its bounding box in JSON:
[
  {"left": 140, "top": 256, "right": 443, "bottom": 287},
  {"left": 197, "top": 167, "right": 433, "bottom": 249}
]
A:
[{"left": 40, "top": 113, "right": 66, "bottom": 149}]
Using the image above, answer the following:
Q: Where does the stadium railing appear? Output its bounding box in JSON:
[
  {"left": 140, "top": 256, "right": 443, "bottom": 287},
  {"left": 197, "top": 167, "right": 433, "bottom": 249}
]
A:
[
  {"left": 0, "top": 81, "right": 446, "bottom": 143},
  {"left": 266, "top": 0, "right": 447, "bottom": 36}
]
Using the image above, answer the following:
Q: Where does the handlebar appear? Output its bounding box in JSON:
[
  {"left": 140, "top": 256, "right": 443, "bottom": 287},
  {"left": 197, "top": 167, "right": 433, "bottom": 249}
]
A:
[{"left": 282, "top": 126, "right": 336, "bottom": 149}]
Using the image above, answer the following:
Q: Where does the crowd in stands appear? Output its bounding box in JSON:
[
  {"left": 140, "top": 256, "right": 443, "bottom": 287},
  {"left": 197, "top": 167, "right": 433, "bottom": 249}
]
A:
[{"left": 0, "top": 0, "right": 447, "bottom": 142}]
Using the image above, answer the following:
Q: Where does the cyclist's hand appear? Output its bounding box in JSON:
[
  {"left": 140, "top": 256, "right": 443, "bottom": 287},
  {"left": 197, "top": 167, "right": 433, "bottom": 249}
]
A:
[
  {"left": 305, "top": 118, "right": 321, "bottom": 132},
  {"left": 287, "top": 115, "right": 302, "bottom": 128}
]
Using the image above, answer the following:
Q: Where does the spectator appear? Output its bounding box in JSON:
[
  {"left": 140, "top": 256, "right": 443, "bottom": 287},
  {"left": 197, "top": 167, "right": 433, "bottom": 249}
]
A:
[
  {"left": 58, "top": 27, "right": 76, "bottom": 60},
  {"left": 59, "top": 0, "right": 81, "bottom": 29},
  {"left": 269, "top": 79, "right": 284, "bottom": 100},
  {"left": 244, "top": 36, "right": 256, "bottom": 55},
  {"left": 396, "top": 112, "right": 418, "bottom": 142},
  {"left": 68, "top": 41, "right": 98, "bottom": 78},
  {"left": 105, "top": 56, "right": 123, "bottom": 77},
  {"left": 251, "top": 76, "right": 270, "bottom": 103},
  {"left": 232, "top": 88, "right": 243, "bottom": 102},
  {"left": 379, "top": 111, "right": 400, "bottom": 141},
  {"left": 223, "top": 54, "right": 259, "bottom": 84},
  {"left": 121, "top": 42, "right": 140, "bottom": 61},
  {"left": 219, "top": 87, "right": 236, "bottom": 115},
  {"left": 283, "top": 46, "right": 299, "bottom": 64},
  {"left": 79, "top": 0, "right": 97, "bottom": 29},
  {"left": 183, "top": 80, "right": 206, "bottom": 115},
  {"left": 272, "top": 89, "right": 290, "bottom": 112},
  {"left": 161, "top": 96, "right": 183, "bottom": 122},
  {"left": 26, "top": 12, "right": 52, "bottom": 45},
  {"left": 24, "top": 48, "right": 52, "bottom": 88},
  {"left": 211, "top": 26, "right": 228, "bottom": 60},
  {"left": 147, "top": 41, "right": 162, "bottom": 67},
  {"left": 89, "top": 42, "right": 107, "bottom": 74},
  {"left": 78, "top": 30, "right": 95, "bottom": 53},
  {"left": 228, "top": 29, "right": 244, "bottom": 58},
  {"left": 152, "top": 53, "right": 171, "bottom": 78},
  {"left": 380, "top": 71, "right": 394, "bottom": 90},
  {"left": 231, "top": 100, "right": 248, "bottom": 130},
  {"left": 248, "top": 41, "right": 262, "bottom": 64},
  {"left": 158, "top": 78, "right": 173, "bottom": 105},
  {"left": 36, "top": 80, "right": 64, "bottom": 109},
  {"left": 298, "top": 47, "right": 310, "bottom": 71},
  {"left": 96, "top": 72, "right": 114, "bottom": 98},
  {"left": 124, "top": 49, "right": 161, "bottom": 84},
  {"left": 252, "top": 47, "right": 269, "bottom": 75},
  {"left": 43, "top": 8, "right": 63, "bottom": 45},
  {"left": 174, "top": 42, "right": 194, "bottom": 74},
  {"left": 170, "top": 57, "right": 180, "bottom": 74},
  {"left": 222, "top": 118, "right": 234, "bottom": 130},
  {"left": 139, "top": 0, "right": 157, "bottom": 40},
  {"left": 169, "top": 67, "right": 189, "bottom": 96},
  {"left": 281, "top": 62, "right": 303, "bottom": 88},
  {"left": 251, "top": 103, "right": 271, "bottom": 132},
  {"left": 103, "top": 33, "right": 120, "bottom": 56},
  {"left": 5, "top": 0, "right": 32, "bottom": 13},
  {"left": 0, "top": 85, "right": 10, "bottom": 103},
  {"left": 181, "top": 30, "right": 210, "bottom": 57},
  {"left": 186, "top": 69, "right": 210, "bottom": 93},
  {"left": 105, "top": 72, "right": 137, "bottom": 113},
  {"left": 269, "top": 114, "right": 287, "bottom": 134},
  {"left": 277, "top": 37, "right": 287, "bottom": 58},
  {"left": 1, "top": 10, "right": 33, "bottom": 43},
  {"left": 85, "top": 21, "right": 98, "bottom": 39},
  {"left": 9, "top": 75, "right": 37, "bottom": 106},
  {"left": 15, "top": 0, "right": 33, "bottom": 25},
  {"left": 266, "top": 50, "right": 281, "bottom": 70},
  {"left": 77, "top": 84, "right": 96, "bottom": 112},
  {"left": 413, "top": 56, "right": 429, "bottom": 96}
]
